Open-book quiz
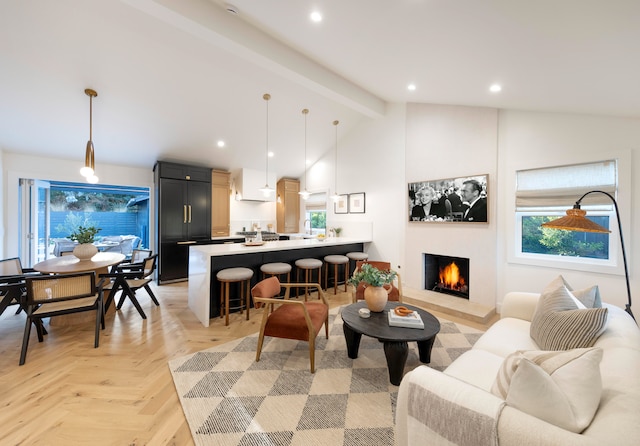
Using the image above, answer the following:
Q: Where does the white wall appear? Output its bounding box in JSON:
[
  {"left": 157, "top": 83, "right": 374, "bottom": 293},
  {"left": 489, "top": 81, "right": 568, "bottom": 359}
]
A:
[
  {"left": 1, "top": 152, "right": 155, "bottom": 258},
  {"left": 497, "top": 110, "right": 640, "bottom": 311},
  {"left": 306, "top": 103, "right": 407, "bottom": 267},
  {"left": 404, "top": 103, "right": 499, "bottom": 308}
]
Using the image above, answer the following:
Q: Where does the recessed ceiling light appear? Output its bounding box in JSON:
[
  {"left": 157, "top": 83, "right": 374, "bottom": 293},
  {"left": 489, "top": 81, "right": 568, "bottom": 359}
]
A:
[
  {"left": 407, "top": 83, "right": 417, "bottom": 91},
  {"left": 217, "top": 140, "right": 225, "bottom": 148},
  {"left": 310, "top": 11, "right": 322, "bottom": 22},
  {"left": 268, "top": 151, "right": 274, "bottom": 157},
  {"left": 489, "top": 84, "right": 502, "bottom": 93}
]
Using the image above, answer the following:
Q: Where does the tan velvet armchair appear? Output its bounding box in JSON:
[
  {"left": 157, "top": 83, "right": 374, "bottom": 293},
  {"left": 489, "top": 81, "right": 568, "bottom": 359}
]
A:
[{"left": 251, "top": 276, "right": 329, "bottom": 373}]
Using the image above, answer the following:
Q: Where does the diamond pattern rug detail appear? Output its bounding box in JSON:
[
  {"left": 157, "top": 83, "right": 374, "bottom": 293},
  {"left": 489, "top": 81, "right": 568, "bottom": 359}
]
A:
[{"left": 169, "top": 306, "right": 483, "bottom": 446}]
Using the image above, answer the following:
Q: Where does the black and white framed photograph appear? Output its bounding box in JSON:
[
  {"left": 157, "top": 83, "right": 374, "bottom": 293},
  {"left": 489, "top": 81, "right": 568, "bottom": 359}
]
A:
[
  {"left": 334, "top": 194, "right": 348, "bottom": 214},
  {"left": 349, "top": 192, "right": 366, "bottom": 214},
  {"left": 408, "top": 174, "right": 488, "bottom": 223}
]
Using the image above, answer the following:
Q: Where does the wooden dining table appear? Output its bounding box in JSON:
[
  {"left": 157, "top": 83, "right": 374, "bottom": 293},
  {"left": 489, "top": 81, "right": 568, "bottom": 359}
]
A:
[
  {"left": 33, "top": 252, "right": 125, "bottom": 275},
  {"left": 33, "top": 252, "right": 125, "bottom": 326}
]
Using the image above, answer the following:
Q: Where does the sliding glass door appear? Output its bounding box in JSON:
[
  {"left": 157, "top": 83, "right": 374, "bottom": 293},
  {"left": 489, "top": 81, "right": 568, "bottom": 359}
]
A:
[
  {"left": 19, "top": 179, "right": 51, "bottom": 266},
  {"left": 18, "top": 179, "right": 151, "bottom": 267}
]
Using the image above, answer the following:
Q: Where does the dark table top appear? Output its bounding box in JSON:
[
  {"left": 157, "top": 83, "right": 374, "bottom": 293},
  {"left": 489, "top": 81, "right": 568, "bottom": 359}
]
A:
[{"left": 341, "top": 301, "right": 440, "bottom": 342}]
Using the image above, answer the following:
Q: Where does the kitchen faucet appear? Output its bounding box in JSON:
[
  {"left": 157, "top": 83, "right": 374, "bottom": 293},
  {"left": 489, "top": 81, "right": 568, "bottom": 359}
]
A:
[{"left": 304, "top": 219, "right": 311, "bottom": 235}]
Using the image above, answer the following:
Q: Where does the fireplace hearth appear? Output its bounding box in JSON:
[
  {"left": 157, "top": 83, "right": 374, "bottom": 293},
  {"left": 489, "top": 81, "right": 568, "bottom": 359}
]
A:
[{"left": 424, "top": 253, "right": 470, "bottom": 299}]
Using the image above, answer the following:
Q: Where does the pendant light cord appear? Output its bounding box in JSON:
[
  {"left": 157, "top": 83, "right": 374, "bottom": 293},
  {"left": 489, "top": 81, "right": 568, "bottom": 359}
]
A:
[
  {"left": 89, "top": 94, "right": 93, "bottom": 141},
  {"left": 333, "top": 120, "right": 339, "bottom": 195},
  {"left": 304, "top": 110, "right": 307, "bottom": 187},
  {"left": 302, "top": 109, "right": 309, "bottom": 191},
  {"left": 263, "top": 93, "right": 271, "bottom": 186}
]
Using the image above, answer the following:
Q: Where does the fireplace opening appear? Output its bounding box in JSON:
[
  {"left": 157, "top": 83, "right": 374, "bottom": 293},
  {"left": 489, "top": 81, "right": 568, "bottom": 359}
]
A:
[{"left": 424, "top": 253, "right": 470, "bottom": 299}]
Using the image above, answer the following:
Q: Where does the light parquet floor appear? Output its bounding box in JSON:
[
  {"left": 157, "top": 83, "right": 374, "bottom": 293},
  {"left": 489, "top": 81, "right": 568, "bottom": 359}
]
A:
[{"left": 0, "top": 281, "right": 494, "bottom": 445}]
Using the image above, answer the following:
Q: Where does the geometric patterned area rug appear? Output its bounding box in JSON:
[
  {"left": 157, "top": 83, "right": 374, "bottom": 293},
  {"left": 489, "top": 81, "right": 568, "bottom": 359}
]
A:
[{"left": 168, "top": 306, "right": 483, "bottom": 446}]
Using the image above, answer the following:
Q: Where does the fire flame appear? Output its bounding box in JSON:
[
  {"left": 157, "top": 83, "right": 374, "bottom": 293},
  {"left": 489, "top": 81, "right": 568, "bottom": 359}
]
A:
[{"left": 439, "top": 261, "right": 466, "bottom": 290}]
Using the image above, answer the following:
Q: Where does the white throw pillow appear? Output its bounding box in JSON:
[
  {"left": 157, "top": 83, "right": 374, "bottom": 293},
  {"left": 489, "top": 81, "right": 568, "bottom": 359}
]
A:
[
  {"left": 530, "top": 276, "right": 608, "bottom": 350},
  {"left": 491, "top": 348, "right": 603, "bottom": 433}
]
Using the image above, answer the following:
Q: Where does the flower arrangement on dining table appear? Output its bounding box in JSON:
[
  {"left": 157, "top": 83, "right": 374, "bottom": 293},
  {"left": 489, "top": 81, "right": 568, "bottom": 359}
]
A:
[{"left": 69, "top": 225, "right": 101, "bottom": 244}]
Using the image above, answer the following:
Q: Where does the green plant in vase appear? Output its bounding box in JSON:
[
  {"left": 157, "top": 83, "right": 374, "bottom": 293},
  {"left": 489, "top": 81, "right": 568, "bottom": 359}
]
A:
[
  {"left": 69, "top": 225, "right": 101, "bottom": 244},
  {"left": 349, "top": 263, "right": 396, "bottom": 287},
  {"left": 349, "top": 263, "right": 397, "bottom": 312},
  {"left": 69, "top": 225, "right": 101, "bottom": 260}
]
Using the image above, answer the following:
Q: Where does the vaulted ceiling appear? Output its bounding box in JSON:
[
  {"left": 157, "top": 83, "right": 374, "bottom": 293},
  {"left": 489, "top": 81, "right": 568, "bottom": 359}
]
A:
[{"left": 1, "top": 0, "right": 638, "bottom": 179}]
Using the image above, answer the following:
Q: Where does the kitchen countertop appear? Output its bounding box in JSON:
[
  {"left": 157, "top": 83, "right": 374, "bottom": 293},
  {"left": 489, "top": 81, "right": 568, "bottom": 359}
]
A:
[
  {"left": 193, "top": 237, "right": 371, "bottom": 256},
  {"left": 210, "top": 235, "right": 244, "bottom": 241}
]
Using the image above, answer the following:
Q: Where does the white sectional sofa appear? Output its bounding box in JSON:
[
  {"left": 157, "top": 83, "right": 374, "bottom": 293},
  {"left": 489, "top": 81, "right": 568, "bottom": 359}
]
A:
[{"left": 396, "top": 291, "right": 640, "bottom": 445}]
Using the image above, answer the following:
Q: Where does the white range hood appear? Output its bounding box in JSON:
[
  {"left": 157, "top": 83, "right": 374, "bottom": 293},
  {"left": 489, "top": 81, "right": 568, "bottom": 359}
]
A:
[{"left": 233, "top": 168, "right": 277, "bottom": 202}]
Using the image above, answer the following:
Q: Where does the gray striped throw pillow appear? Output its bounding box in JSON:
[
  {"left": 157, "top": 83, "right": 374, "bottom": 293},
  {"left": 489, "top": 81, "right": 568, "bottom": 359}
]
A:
[{"left": 530, "top": 278, "right": 608, "bottom": 350}]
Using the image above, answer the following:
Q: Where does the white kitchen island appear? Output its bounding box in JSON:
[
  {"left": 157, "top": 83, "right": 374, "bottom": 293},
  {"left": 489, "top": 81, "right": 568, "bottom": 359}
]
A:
[{"left": 188, "top": 237, "right": 371, "bottom": 326}]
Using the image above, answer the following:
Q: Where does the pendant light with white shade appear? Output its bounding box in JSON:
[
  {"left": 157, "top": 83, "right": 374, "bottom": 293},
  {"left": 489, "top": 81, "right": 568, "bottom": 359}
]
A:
[
  {"left": 331, "top": 120, "right": 341, "bottom": 202},
  {"left": 80, "top": 88, "right": 99, "bottom": 184},
  {"left": 299, "top": 108, "right": 311, "bottom": 200},
  {"left": 258, "top": 93, "right": 274, "bottom": 196}
]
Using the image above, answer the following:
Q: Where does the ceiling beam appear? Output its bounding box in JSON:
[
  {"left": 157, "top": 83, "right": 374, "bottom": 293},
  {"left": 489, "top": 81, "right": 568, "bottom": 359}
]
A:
[{"left": 121, "top": 0, "right": 386, "bottom": 118}]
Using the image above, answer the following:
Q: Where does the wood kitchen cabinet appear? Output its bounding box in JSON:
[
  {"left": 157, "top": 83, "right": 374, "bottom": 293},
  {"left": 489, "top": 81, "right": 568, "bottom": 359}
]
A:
[
  {"left": 211, "top": 170, "right": 230, "bottom": 237},
  {"left": 276, "top": 178, "right": 300, "bottom": 233},
  {"left": 154, "top": 161, "right": 212, "bottom": 283}
]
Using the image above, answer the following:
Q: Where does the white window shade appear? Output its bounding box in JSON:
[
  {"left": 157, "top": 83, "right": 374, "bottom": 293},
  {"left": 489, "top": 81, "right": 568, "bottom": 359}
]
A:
[
  {"left": 305, "top": 192, "right": 326, "bottom": 211},
  {"left": 516, "top": 160, "right": 617, "bottom": 210}
]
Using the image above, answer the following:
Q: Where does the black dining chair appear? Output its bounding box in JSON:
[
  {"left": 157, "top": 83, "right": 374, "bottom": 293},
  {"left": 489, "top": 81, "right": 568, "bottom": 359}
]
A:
[
  {"left": 1, "top": 275, "right": 50, "bottom": 343},
  {"left": 20, "top": 271, "right": 105, "bottom": 365},
  {"left": 0, "top": 257, "right": 41, "bottom": 315},
  {"left": 124, "top": 249, "right": 152, "bottom": 266},
  {"left": 0, "top": 257, "right": 39, "bottom": 277},
  {"left": 101, "top": 255, "right": 158, "bottom": 319},
  {"left": 0, "top": 275, "right": 27, "bottom": 316}
]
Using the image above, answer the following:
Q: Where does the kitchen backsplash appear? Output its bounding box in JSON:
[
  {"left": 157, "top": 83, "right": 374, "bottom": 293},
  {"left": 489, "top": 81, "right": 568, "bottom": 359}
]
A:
[
  {"left": 230, "top": 220, "right": 277, "bottom": 234},
  {"left": 230, "top": 196, "right": 278, "bottom": 234}
]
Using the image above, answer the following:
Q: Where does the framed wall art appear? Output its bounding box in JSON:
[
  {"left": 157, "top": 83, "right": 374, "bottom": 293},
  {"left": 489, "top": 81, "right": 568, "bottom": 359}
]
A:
[
  {"left": 408, "top": 174, "right": 488, "bottom": 223},
  {"left": 349, "top": 192, "right": 366, "bottom": 214},
  {"left": 334, "top": 194, "right": 348, "bottom": 214}
]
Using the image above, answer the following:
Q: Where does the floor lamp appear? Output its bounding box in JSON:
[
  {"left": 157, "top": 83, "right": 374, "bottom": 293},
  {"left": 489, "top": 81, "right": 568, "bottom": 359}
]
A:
[{"left": 541, "top": 190, "right": 634, "bottom": 321}]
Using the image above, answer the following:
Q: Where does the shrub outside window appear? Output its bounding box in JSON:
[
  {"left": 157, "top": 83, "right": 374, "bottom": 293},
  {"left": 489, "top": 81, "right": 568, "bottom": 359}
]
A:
[{"left": 518, "top": 212, "right": 611, "bottom": 261}]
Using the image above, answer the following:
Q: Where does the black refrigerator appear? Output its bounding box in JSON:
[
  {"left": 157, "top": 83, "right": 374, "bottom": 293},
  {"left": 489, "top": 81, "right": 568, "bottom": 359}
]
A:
[{"left": 154, "top": 161, "right": 211, "bottom": 284}]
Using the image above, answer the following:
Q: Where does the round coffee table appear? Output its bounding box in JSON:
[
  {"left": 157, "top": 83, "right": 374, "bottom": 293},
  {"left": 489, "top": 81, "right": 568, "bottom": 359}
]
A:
[{"left": 341, "top": 301, "right": 440, "bottom": 385}]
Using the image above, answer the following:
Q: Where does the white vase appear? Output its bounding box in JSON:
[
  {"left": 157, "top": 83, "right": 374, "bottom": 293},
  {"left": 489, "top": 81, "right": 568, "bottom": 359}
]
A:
[{"left": 73, "top": 243, "right": 98, "bottom": 261}]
